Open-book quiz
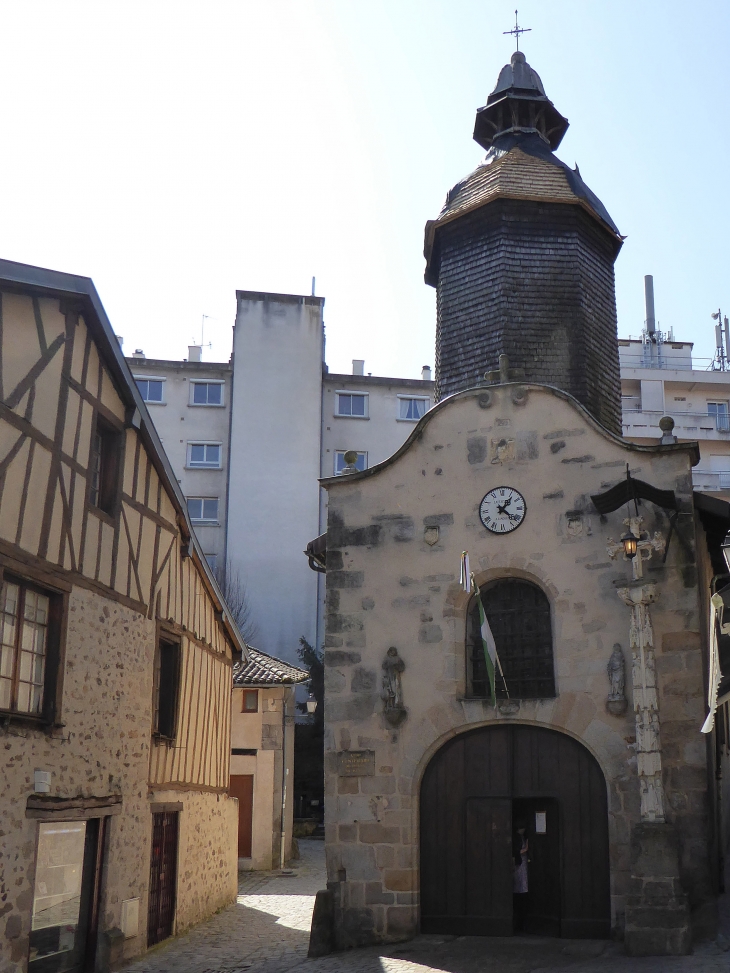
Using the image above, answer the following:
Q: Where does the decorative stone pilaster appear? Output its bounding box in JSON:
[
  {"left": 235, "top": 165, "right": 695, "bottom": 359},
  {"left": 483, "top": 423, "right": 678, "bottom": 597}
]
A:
[
  {"left": 615, "top": 580, "right": 665, "bottom": 823},
  {"left": 609, "top": 521, "right": 691, "bottom": 955}
]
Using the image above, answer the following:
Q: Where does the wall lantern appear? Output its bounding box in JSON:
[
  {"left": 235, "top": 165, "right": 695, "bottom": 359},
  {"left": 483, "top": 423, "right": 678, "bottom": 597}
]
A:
[
  {"left": 621, "top": 530, "right": 639, "bottom": 559},
  {"left": 306, "top": 694, "right": 318, "bottom": 714}
]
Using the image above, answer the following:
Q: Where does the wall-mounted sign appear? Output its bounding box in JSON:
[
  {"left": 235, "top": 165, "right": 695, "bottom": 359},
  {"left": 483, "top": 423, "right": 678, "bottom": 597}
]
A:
[
  {"left": 338, "top": 750, "right": 375, "bottom": 777},
  {"left": 535, "top": 812, "right": 547, "bottom": 834}
]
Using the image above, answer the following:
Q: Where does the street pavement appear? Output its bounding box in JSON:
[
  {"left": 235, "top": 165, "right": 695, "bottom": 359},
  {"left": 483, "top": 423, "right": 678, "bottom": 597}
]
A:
[{"left": 121, "top": 839, "right": 730, "bottom": 973}]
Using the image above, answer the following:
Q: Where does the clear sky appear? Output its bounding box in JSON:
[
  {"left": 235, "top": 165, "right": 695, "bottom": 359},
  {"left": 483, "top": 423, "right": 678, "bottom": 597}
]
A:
[{"left": 0, "top": 1, "right": 728, "bottom": 376}]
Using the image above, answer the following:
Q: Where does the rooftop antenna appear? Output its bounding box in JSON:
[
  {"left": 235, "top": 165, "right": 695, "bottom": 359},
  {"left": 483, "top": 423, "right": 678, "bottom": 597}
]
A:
[
  {"left": 711, "top": 308, "right": 729, "bottom": 371},
  {"left": 193, "top": 314, "right": 214, "bottom": 354},
  {"left": 503, "top": 9, "right": 531, "bottom": 51},
  {"left": 311, "top": 276, "right": 316, "bottom": 297}
]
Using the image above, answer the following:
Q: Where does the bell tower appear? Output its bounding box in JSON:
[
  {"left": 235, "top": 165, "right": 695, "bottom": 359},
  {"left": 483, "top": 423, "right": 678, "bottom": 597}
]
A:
[{"left": 425, "top": 51, "right": 624, "bottom": 434}]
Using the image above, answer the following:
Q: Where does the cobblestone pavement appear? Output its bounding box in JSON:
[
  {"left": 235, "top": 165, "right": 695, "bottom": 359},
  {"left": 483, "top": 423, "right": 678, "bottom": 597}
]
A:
[{"left": 122, "top": 839, "right": 730, "bottom": 973}]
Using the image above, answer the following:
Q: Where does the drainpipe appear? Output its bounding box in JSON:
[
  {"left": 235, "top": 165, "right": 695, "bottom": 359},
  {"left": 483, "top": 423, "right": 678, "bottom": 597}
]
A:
[{"left": 280, "top": 688, "right": 289, "bottom": 869}]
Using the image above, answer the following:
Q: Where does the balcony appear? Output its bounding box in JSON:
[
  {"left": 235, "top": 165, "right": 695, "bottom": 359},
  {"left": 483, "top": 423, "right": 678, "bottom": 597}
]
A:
[
  {"left": 619, "top": 354, "right": 713, "bottom": 372},
  {"left": 692, "top": 470, "right": 730, "bottom": 493},
  {"left": 622, "top": 410, "right": 730, "bottom": 436}
]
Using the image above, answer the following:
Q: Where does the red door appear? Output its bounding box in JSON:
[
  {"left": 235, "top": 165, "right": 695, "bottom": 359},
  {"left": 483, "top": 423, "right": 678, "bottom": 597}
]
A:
[
  {"left": 147, "top": 812, "right": 178, "bottom": 946},
  {"left": 230, "top": 775, "right": 254, "bottom": 858}
]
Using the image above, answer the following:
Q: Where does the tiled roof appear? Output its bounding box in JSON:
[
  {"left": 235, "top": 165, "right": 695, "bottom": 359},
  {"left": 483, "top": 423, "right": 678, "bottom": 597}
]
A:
[{"left": 232, "top": 646, "right": 309, "bottom": 686}]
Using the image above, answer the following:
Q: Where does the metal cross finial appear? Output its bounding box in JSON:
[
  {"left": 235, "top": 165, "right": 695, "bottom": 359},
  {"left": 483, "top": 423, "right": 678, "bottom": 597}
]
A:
[{"left": 503, "top": 9, "right": 531, "bottom": 51}]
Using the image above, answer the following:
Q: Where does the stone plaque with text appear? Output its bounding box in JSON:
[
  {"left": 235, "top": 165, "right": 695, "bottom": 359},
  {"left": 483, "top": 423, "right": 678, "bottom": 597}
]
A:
[{"left": 338, "top": 750, "right": 375, "bottom": 777}]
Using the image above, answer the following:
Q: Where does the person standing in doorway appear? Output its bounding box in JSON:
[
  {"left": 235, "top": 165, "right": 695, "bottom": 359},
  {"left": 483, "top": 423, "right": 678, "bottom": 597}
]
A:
[{"left": 513, "top": 820, "right": 529, "bottom": 933}]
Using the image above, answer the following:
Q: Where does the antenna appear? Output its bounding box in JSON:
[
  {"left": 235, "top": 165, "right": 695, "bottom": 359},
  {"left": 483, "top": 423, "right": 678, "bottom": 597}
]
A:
[
  {"left": 311, "top": 276, "right": 316, "bottom": 297},
  {"left": 193, "top": 314, "right": 214, "bottom": 353},
  {"left": 711, "top": 308, "right": 729, "bottom": 371}
]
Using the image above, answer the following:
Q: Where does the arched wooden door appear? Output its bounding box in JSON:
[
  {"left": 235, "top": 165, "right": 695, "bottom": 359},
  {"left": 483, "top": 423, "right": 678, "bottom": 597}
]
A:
[{"left": 420, "top": 724, "right": 610, "bottom": 938}]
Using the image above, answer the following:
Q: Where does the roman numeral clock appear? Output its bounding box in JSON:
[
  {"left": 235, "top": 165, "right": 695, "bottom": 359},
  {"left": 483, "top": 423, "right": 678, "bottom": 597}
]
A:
[{"left": 479, "top": 486, "right": 526, "bottom": 534}]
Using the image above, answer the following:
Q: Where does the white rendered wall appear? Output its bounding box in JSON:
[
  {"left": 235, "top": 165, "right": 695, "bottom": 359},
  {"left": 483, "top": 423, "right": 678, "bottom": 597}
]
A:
[{"left": 228, "top": 293, "right": 324, "bottom": 661}]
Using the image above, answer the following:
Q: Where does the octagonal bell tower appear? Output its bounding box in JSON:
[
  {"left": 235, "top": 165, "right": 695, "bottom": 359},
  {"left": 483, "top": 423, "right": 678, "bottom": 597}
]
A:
[{"left": 425, "top": 51, "right": 624, "bottom": 434}]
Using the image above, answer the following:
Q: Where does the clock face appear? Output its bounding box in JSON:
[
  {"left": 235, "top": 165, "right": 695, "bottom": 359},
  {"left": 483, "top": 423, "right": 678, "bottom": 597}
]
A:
[{"left": 479, "top": 487, "right": 526, "bottom": 534}]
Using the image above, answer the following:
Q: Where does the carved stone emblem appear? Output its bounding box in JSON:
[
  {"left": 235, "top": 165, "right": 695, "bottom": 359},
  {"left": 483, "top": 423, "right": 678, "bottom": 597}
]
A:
[
  {"left": 490, "top": 437, "right": 515, "bottom": 464},
  {"left": 381, "top": 647, "right": 407, "bottom": 726},
  {"left": 424, "top": 526, "right": 439, "bottom": 546},
  {"left": 606, "top": 643, "right": 628, "bottom": 715}
]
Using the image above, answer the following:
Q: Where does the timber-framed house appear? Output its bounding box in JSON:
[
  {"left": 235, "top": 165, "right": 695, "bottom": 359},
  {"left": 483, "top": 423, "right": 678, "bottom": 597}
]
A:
[{"left": 0, "top": 259, "right": 246, "bottom": 972}]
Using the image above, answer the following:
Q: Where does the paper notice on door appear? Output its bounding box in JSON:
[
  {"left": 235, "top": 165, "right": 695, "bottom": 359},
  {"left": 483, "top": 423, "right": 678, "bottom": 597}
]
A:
[{"left": 535, "top": 812, "right": 547, "bottom": 834}]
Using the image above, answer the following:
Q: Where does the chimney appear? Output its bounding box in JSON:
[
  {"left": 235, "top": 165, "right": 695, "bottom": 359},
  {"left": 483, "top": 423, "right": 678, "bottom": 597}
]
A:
[
  {"left": 644, "top": 275, "right": 656, "bottom": 334},
  {"left": 352, "top": 359, "right": 364, "bottom": 376},
  {"left": 116, "top": 335, "right": 124, "bottom": 348},
  {"left": 133, "top": 349, "right": 145, "bottom": 359},
  {"left": 421, "top": 365, "right": 432, "bottom": 381},
  {"left": 188, "top": 345, "right": 202, "bottom": 363}
]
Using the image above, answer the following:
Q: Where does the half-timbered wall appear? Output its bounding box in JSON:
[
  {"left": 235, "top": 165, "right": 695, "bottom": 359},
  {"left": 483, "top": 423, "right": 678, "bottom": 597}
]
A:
[
  {"left": 0, "top": 275, "right": 240, "bottom": 973},
  {"left": 0, "top": 289, "right": 233, "bottom": 789}
]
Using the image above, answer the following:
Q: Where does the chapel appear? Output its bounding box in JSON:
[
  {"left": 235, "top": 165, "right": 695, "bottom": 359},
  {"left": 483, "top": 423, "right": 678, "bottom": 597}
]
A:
[{"left": 313, "top": 49, "right": 729, "bottom": 957}]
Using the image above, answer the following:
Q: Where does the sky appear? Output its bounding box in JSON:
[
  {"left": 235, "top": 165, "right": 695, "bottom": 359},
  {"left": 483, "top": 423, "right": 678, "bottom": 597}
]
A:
[{"left": 0, "top": 1, "right": 728, "bottom": 376}]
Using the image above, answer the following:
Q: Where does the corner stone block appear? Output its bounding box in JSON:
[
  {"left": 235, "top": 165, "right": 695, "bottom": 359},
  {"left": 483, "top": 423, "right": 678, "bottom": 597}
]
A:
[
  {"left": 383, "top": 869, "right": 417, "bottom": 892},
  {"left": 386, "top": 905, "right": 418, "bottom": 940},
  {"left": 365, "top": 882, "right": 395, "bottom": 905},
  {"left": 359, "top": 823, "right": 400, "bottom": 844}
]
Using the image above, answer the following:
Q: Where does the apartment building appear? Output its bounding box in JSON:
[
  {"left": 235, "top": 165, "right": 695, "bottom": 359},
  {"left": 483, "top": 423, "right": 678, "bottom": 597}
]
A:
[
  {"left": 619, "top": 278, "right": 730, "bottom": 497},
  {"left": 126, "top": 349, "right": 232, "bottom": 574},
  {"left": 129, "top": 293, "right": 434, "bottom": 664}
]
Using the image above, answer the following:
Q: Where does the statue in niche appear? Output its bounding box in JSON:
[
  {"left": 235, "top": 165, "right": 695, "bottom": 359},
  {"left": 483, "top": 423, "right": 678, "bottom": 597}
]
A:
[
  {"left": 606, "top": 643, "right": 628, "bottom": 715},
  {"left": 382, "top": 647, "right": 407, "bottom": 726}
]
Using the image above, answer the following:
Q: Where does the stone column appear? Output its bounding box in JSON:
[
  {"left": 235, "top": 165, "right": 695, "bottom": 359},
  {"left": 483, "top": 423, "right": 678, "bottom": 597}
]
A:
[
  {"left": 614, "top": 579, "right": 691, "bottom": 955},
  {"left": 615, "top": 581, "right": 665, "bottom": 823}
]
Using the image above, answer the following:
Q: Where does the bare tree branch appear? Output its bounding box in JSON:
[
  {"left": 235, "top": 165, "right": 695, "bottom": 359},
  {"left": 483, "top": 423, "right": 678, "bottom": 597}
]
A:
[{"left": 215, "top": 558, "right": 259, "bottom": 644}]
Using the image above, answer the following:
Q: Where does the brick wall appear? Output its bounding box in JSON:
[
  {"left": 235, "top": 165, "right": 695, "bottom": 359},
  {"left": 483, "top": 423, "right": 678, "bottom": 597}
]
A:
[{"left": 433, "top": 199, "right": 623, "bottom": 435}]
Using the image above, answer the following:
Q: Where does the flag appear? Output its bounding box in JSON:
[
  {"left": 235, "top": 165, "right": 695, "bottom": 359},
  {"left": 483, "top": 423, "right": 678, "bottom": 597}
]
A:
[
  {"left": 459, "top": 552, "right": 471, "bottom": 592},
  {"left": 475, "top": 583, "right": 498, "bottom": 706},
  {"left": 701, "top": 593, "right": 722, "bottom": 733}
]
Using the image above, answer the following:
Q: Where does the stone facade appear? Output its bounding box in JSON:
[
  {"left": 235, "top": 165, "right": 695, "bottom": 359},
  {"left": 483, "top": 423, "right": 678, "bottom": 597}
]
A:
[{"left": 320, "top": 382, "right": 714, "bottom": 948}]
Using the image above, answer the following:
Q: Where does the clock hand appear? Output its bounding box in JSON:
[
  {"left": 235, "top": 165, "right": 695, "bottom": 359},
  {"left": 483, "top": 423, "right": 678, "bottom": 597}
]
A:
[{"left": 497, "top": 498, "right": 513, "bottom": 515}]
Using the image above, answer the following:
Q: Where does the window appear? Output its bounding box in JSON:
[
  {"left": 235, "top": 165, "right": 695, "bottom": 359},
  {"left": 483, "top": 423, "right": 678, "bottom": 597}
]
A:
[
  {"left": 398, "top": 396, "right": 429, "bottom": 421},
  {"left": 89, "top": 416, "right": 121, "bottom": 515},
  {"left": 153, "top": 636, "right": 181, "bottom": 739},
  {"left": 335, "top": 392, "right": 368, "bottom": 418},
  {"left": 708, "top": 402, "right": 730, "bottom": 432},
  {"left": 467, "top": 579, "right": 555, "bottom": 699},
  {"left": 186, "top": 497, "right": 219, "bottom": 522},
  {"left": 242, "top": 689, "right": 258, "bottom": 713},
  {"left": 190, "top": 382, "right": 224, "bottom": 406},
  {"left": 0, "top": 577, "right": 59, "bottom": 718},
  {"left": 187, "top": 443, "right": 222, "bottom": 468},
  {"left": 135, "top": 378, "right": 164, "bottom": 403},
  {"left": 334, "top": 451, "right": 367, "bottom": 475}
]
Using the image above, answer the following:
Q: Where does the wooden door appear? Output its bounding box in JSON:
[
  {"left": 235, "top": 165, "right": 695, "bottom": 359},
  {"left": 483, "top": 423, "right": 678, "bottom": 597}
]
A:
[
  {"left": 513, "top": 798, "right": 560, "bottom": 936},
  {"left": 420, "top": 724, "right": 610, "bottom": 938},
  {"left": 147, "top": 812, "right": 178, "bottom": 947},
  {"left": 230, "top": 775, "right": 254, "bottom": 858}
]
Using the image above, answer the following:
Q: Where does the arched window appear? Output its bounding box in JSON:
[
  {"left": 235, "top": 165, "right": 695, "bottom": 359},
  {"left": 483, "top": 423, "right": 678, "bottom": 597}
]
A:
[{"left": 467, "top": 579, "right": 555, "bottom": 699}]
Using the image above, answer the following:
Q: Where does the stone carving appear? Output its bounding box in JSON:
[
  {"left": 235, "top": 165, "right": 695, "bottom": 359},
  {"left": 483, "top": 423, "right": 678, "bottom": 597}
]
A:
[
  {"left": 381, "top": 647, "right": 407, "bottom": 726},
  {"left": 607, "top": 513, "right": 667, "bottom": 821},
  {"left": 424, "top": 526, "right": 439, "bottom": 546},
  {"left": 490, "top": 437, "right": 515, "bottom": 464},
  {"left": 606, "top": 643, "right": 628, "bottom": 715},
  {"left": 607, "top": 515, "right": 664, "bottom": 581},
  {"left": 616, "top": 581, "right": 665, "bottom": 822}
]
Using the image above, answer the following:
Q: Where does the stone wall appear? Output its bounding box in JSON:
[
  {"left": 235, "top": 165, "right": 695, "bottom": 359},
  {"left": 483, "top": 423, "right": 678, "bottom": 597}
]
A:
[
  {"left": 433, "top": 201, "right": 622, "bottom": 435},
  {"left": 0, "top": 586, "right": 237, "bottom": 972},
  {"left": 321, "top": 383, "right": 712, "bottom": 947}
]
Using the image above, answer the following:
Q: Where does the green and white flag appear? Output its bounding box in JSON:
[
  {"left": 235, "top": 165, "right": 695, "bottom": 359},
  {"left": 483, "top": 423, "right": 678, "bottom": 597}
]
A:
[{"left": 475, "top": 584, "right": 499, "bottom": 706}]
